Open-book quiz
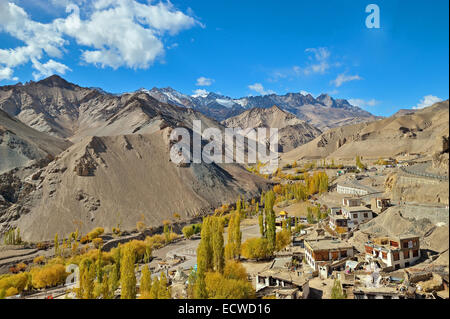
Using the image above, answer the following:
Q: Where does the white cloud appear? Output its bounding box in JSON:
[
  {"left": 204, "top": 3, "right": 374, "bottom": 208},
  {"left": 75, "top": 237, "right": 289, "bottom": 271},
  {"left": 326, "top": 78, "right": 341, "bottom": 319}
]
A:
[
  {"left": 331, "top": 73, "right": 363, "bottom": 87},
  {"left": 0, "top": 0, "right": 201, "bottom": 80},
  {"left": 348, "top": 98, "right": 378, "bottom": 108},
  {"left": 303, "top": 47, "right": 331, "bottom": 75},
  {"left": 192, "top": 89, "right": 208, "bottom": 98},
  {"left": 31, "top": 58, "right": 72, "bottom": 80},
  {"left": 0, "top": 66, "right": 14, "bottom": 81},
  {"left": 248, "top": 83, "right": 274, "bottom": 95},
  {"left": 196, "top": 76, "right": 214, "bottom": 86},
  {"left": 413, "top": 95, "right": 443, "bottom": 109}
]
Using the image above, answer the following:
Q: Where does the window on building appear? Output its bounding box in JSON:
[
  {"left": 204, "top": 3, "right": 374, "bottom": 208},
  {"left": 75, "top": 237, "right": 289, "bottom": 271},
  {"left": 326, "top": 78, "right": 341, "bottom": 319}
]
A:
[
  {"left": 382, "top": 252, "right": 387, "bottom": 259},
  {"left": 364, "top": 213, "right": 368, "bottom": 218},
  {"left": 393, "top": 252, "right": 400, "bottom": 261},
  {"left": 341, "top": 250, "right": 347, "bottom": 258},
  {"left": 413, "top": 249, "right": 419, "bottom": 257},
  {"left": 403, "top": 250, "right": 410, "bottom": 259},
  {"left": 353, "top": 214, "right": 358, "bottom": 219},
  {"left": 395, "top": 264, "right": 400, "bottom": 270}
]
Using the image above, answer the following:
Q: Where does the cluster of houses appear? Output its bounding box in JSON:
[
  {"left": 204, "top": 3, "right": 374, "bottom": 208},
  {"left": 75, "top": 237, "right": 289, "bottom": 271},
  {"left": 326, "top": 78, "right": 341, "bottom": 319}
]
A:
[
  {"left": 252, "top": 195, "right": 448, "bottom": 299},
  {"left": 328, "top": 197, "right": 389, "bottom": 233}
]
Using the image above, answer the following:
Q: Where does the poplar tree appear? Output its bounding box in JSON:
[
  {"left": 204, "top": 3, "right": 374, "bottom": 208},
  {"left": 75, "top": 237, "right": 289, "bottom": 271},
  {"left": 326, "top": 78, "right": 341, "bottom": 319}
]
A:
[
  {"left": 120, "top": 245, "right": 136, "bottom": 299},
  {"left": 264, "top": 191, "right": 276, "bottom": 254},
  {"left": 139, "top": 265, "right": 152, "bottom": 298},
  {"left": 212, "top": 217, "right": 225, "bottom": 273},
  {"left": 54, "top": 233, "right": 59, "bottom": 256},
  {"left": 259, "top": 213, "right": 265, "bottom": 238},
  {"left": 150, "top": 275, "right": 160, "bottom": 299},
  {"left": 78, "top": 258, "right": 95, "bottom": 299},
  {"left": 158, "top": 272, "right": 171, "bottom": 299},
  {"left": 225, "top": 212, "right": 242, "bottom": 260}
]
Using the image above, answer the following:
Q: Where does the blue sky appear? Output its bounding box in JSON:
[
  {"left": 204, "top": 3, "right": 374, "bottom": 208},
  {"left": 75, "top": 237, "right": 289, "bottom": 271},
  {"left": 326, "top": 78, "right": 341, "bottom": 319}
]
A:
[{"left": 0, "top": 0, "right": 448, "bottom": 116}]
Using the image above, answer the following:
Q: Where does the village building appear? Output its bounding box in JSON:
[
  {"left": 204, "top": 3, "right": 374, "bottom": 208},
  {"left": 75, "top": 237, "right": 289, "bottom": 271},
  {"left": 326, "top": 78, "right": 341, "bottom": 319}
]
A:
[
  {"left": 342, "top": 197, "right": 362, "bottom": 207},
  {"left": 341, "top": 206, "right": 374, "bottom": 229},
  {"left": 364, "top": 236, "right": 421, "bottom": 270},
  {"left": 255, "top": 257, "right": 310, "bottom": 299},
  {"left": 304, "top": 238, "right": 354, "bottom": 272},
  {"left": 337, "top": 181, "right": 377, "bottom": 196},
  {"left": 371, "top": 197, "right": 391, "bottom": 213}
]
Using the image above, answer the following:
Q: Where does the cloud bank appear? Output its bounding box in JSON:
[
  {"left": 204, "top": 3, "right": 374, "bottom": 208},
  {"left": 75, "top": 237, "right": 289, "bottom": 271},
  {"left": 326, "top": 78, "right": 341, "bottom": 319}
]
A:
[{"left": 0, "top": 0, "right": 201, "bottom": 80}]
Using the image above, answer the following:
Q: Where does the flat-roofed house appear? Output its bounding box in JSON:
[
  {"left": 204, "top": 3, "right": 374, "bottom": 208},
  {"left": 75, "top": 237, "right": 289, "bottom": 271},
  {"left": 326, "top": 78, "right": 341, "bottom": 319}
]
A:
[
  {"left": 255, "top": 269, "right": 309, "bottom": 299},
  {"left": 342, "top": 197, "right": 362, "bottom": 207},
  {"left": 364, "top": 235, "right": 421, "bottom": 270},
  {"left": 371, "top": 197, "right": 391, "bottom": 213},
  {"left": 342, "top": 206, "right": 374, "bottom": 229},
  {"left": 304, "top": 238, "right": 354, "bottom": 271}
]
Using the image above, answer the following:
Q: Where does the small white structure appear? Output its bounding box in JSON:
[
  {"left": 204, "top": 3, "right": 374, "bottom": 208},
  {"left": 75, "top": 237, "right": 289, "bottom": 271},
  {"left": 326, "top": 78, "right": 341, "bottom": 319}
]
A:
[
  {"left": 341, "top": 206, "right": 374, "bottom": 229},
  {"left": 337, "top": 183, "right": 372, "bottom": 196}
]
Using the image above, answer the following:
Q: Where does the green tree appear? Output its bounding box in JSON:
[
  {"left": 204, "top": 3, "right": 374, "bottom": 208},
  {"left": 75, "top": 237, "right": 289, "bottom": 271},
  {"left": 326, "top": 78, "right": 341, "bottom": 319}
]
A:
[
  {"left": 331, "top": 279, "right": 346, "bottom": 299},
  {"left": 54, "top": 233, "right": 59, "bottom": 256},
  {"left": 139, "top": 265, "right": 152, "bottom": 297},
  {"left": 258, "top": 213, "right": 265, "bottom": 238},
  {"left": 78, "top": 258, "right": 95, "bottom": 299},
  {"left": 158, "top": 272, "right": 171, "bottom": 299},
  {"left": 264, "top": 191, "right": 276, "bottom": 254},
  {"left": 120, "top": 245, "right": 136, "bottom": 299},
  {"left": 225, "top": 212, "right": 242, "bottom": 260},
  {"left": 356, "top": 155, "right": 366, "bottom": 170},
  {"left": 212, "top": 217, "right": 225, "bottom": 273}
]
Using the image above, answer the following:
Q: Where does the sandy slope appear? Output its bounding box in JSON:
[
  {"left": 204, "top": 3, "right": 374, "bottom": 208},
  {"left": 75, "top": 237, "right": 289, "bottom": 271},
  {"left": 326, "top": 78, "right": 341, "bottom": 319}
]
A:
[
  {"left": 281, "top": 100, "right": 449, "bottom": 162},
  {"left": 8, "top": 130, "right": 270, "bottom": 241},
  {"left": 222, "top": 105, "right": 321, "bottom": 152},
  {"left": 0, "top": 109, "right": 71, "bottom": 173}
]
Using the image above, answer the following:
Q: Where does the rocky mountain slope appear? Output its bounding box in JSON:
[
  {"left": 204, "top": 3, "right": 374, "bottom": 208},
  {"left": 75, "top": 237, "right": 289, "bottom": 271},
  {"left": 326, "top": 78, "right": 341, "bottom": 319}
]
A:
[
  {"left": 1, "top": 129, "right": 270, "bottom": 241},
  {"left": 0, "top": 76, "right": 272, "bottom": 241},
  {"left": 281, "top": 100, "right": 449, "bottom": 162},
  {"left": 222, "top": 105, "right": 322, "bottom": 152},
  {"left": 0, "top": 109, "right": 71, "bottom": 174}
]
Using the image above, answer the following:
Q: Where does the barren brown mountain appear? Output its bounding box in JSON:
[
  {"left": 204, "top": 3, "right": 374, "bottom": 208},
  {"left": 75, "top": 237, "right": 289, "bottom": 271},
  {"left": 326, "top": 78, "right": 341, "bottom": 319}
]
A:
[
  {"left": 281, "top": 100, "right": 449, "bottom": 162},
  {"left": 0, "top": 109, "right": 71, "bottom": 174},
  {"left": 0, "top": 77, "right": 272, "bottom": 241},
  {"left": 222, "top": 105, "right": 322, "bottom": 152}
]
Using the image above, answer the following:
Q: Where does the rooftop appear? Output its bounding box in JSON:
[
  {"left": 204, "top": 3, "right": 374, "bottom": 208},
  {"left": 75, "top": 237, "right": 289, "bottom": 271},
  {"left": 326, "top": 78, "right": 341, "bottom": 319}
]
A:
[
  {"left": 342, "top": 206, "right": 373, "bottom": 213},
  {"left": 305, "top": 238, "right": 353, "bottom": 251},
  {"left": 257, "top": 269, "right": 308, "bottom": 287}
]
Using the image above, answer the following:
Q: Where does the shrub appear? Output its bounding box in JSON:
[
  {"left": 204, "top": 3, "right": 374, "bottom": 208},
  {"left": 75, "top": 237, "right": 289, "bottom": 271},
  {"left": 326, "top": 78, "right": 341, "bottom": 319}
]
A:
[
  {"left": 275, "top": 230, "right": 291, "bottom": 251},
  {"left": 182, "top": 223, "right": 202, "bottom": 239},
  {"left": 0, "top": 272, "right": 29, "bottom": 293},
  {"left": 240, "top": 238, "right": 271, "bottom": 260},
  {"left": 33, "top": 256, "right": 45, "bottom": 265},
  {"left": 30, "top": 264, "right": 68, "bottom": 289},
  {"left": 136, "top": 221, "right": 146, "bottom": 232},
  {"left": 223, "top": 261, "right": 247, "bottom": 281},
  {"left": 87, "top": 227, "right": 104, "bottom": 241},
  {"left": 15, "top": 262, "right": 27, "bottom": 272},
  {"left": 204, "top": 272, "right": 254, "bottom": 299},
  {"left": 5, "top": 287, "right": 19, "bottom": 297},
  {"left": 80, "top": 236, "right": 89, "bottom": 244},
  {"left": 92, "top": 238, "right": 103, "bottom": 249}
]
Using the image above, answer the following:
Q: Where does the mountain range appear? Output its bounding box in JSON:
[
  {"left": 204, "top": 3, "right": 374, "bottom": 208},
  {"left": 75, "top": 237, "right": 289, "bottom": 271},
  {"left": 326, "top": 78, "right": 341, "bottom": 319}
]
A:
[{"left": 145, "top": 86, "right": 380, "bottom": 130}]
